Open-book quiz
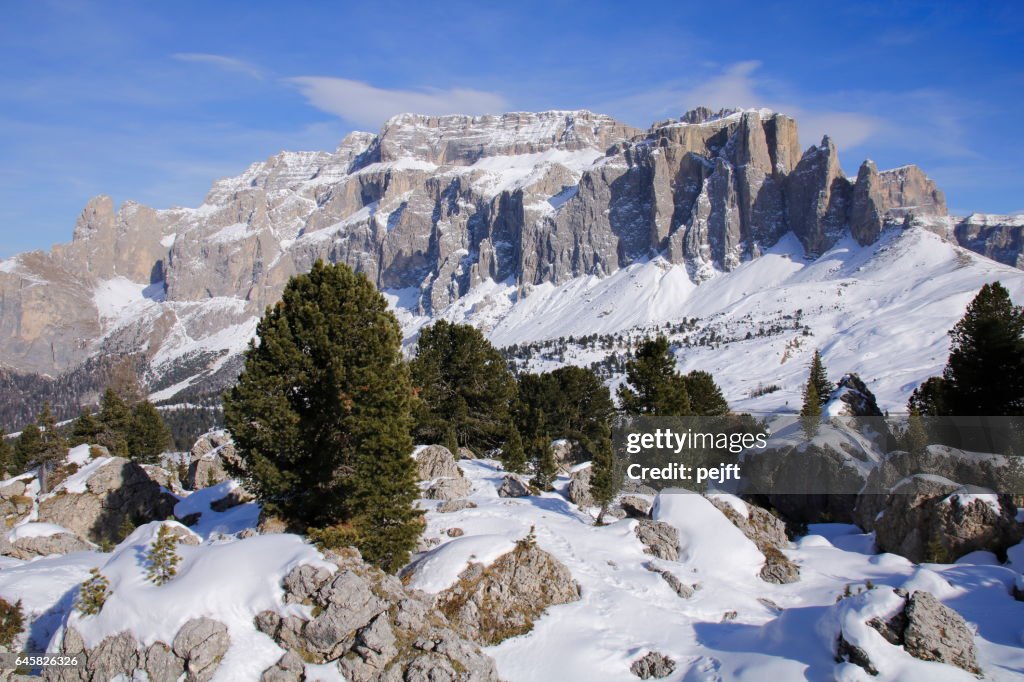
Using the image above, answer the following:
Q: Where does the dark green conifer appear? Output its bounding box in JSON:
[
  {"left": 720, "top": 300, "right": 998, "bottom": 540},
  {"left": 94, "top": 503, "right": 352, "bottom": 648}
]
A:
[
  {"left": 617, "top": 336, "right": 692, "bottom": 416},
  {"left": 942, "top": 281, "right": 1024, "bottom": 415},
  {"left": 410, "top": 320, "right": 517, "bottom": 454},
  {"left": 683, "top": 370, "right": 730, "bottom": 416},
  {"left": 223, "top": 261, "right": 421, "bottom": 572},
  {"left": 128, "top": 401, "right": 172, "bottom": 464}
]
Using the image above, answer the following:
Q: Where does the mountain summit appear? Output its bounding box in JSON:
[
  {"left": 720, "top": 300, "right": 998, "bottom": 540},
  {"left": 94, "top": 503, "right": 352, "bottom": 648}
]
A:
[{"left": 0, "top": 108, "right": 1020, "bottom": 419}]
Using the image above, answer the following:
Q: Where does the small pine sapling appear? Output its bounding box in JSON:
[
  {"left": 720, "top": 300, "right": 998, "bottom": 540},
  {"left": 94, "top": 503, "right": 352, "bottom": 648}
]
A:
[
  {"left": 146, "top": 525, "right": 181, "bottom": 585},
  {"left": 77, "top": 568, "right": 111, "bottom": 616}
]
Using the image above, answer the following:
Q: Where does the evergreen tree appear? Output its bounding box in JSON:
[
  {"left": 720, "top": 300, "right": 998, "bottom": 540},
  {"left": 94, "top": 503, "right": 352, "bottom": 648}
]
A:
[
  {"left": 222, "top": 261, "right": 421, "bottom": 572},
  {"left": 145, "top": 525, "right": 181, "bottom": 585},
  {"left": 15, "top": 424, "right": 43, "bottom": 475},
  {"left": 0, "top": 431, "right": 14, "bottom": 477},
  {"left": 589, "top": 442, "right": 619, "bottom": 525},
  {"left": 128, "top": 401, "right": 172, "bottom": 464},
  {"left": 683, "top": 370, "right": 730, "bottom": 416},
  {"left": 501, "top": 426, "right": 528, "bottom": 474},
  {"left": 69, "top": 409, "right": 103, "bottom": 447},
  {"left": 807, "top": 350, "right": 832, "bottom": 407},
  {"left": 77, "top": 568, "right": 110, "bottom": 616},
  {"left": 36, "top": 403, "right": 66, "bottom": 494},
  {"left": 410, "top": 320, "right": 517, "bottom": 455},
  {"left": 516, "top": 366, "right": 615, "bottom": 453},
  {"left": 97, "top": 389, "right": 131, "bottom": 457},
  {"left": 617, "top": 336, "right": 691, "bottom": 416},
  {"left": 908, "top": 376, "right": 949, "bottom": 416},
  {"left": 903, "top": 408, "right": 928, "bottom": 456},
  {"left": 942, "top": 281, "right": 1024, "bottom": 415},
  {"left": 800, "top": 379, "right": 822, "bottom": 440},
  {"left": 531, "top": 439, "right": 557, "bottom": 491}
]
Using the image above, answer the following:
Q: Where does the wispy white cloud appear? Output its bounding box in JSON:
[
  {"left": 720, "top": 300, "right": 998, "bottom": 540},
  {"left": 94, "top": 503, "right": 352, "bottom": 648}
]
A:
[
  {"left": 287, "top": 76, "right": 507, "bottom": 129},
  {"left": 172, "top": 52, "right": 264, "bottom": 79}
]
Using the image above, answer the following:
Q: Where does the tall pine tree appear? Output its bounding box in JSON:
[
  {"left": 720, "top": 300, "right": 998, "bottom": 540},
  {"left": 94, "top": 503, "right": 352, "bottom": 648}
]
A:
[
  {"left": 223, "top": 261, "right": 421, "bottom": 572},
  {"left": 617, "top": 336, "right": 692, "bottom": 416},
  {"left": 409, "top": 320, "right": 517, "bottom": 455},
  {"left": 128, "top": 401, "right": 172, "bottom": 464},
  {"left": 683, "top": 370, "right": 730, "bottom": 416},
  {"left": 0, "top": 431, "right": 15, "bottom": 477},
  {"left": 97, "top": 389, "right": 131, "bottom": 457},
  {"left": 942, "top": 282, "right": 1024, "bottom": 415},
  {"left": 36, "top": 403, "right": 66, "bottom": 494},
  {"left": 69, "top": 409, "right": 103, "bottom": 448},
  {"left": 806, "top": 350, "right": 832, "bottom": 407}
]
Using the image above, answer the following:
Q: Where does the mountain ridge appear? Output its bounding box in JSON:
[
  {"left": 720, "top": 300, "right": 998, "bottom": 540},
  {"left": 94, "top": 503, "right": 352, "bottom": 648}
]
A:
[{"left": 0, "top": 107, "right": 1022, "bottom": 428}]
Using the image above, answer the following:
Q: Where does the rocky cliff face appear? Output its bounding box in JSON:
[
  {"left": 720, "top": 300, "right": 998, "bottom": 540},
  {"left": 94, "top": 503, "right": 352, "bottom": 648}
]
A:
[{"left": 0, "top": 107, "right": 1017, "bottom": 406}]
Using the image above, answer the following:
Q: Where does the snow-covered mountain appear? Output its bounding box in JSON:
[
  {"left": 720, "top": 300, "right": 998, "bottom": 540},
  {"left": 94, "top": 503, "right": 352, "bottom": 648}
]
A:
[{"left": 1, "top": 108, "right": 1022, "bottom": 422}]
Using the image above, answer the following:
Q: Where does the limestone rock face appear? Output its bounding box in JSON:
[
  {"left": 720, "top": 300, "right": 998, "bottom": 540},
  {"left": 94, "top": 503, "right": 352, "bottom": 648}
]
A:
[
  {"left": 498, "top": 474, "right": 531, "bottom": 498},
  {"left": 953, "top": 213, "right": 1024, "bottom": 268},
  {"left": 436, "top": 540, "right": 581, "bottom": 645},
  {"left": 36, "top": 457, "right": 178, "bottom": 543},
  {"left": 630, "top": 651, "right": 676, "bottom": 679},
  {"left": 256, "top": 548, "right": 499, "bottom": 680},
  {"left": 566, "top": 465, "right": 594, "bottom": 508},
  {"left": 837, "top": 589, "right": 980, "bottom": 676},
  {"left": 634, "top": 519, "right": 680, "bottom": 561},
  {"left": 44, "top": 618, "right": 230, "bottom": 682},
  {"left": 0, "top": 106, "right": 993, "bottom": 408},
  {"left": 866, "top": 474, "right": 1021, "bottom": 563}
]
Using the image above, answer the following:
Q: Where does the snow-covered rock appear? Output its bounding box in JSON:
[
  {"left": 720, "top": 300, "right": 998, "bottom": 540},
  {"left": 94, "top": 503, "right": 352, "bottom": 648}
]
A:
[
  {"left": 435, "top": 539, "right": 581, "bottom": 646},
  {"left": 256, "top": 547, "right": 499, "bottom": 680}
]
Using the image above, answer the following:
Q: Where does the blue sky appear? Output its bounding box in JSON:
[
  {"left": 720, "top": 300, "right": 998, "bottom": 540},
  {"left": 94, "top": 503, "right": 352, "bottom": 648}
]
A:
[{"left": 1, "top": 0, "right": 1021, "bottom": 257}]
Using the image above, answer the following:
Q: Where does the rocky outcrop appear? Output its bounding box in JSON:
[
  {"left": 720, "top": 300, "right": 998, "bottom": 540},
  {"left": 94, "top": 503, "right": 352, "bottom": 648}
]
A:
[
  {"left": 424, "top": 476, "right": 472, "bottom": 501},
  {"left": 0, "top": 479, "right": 33, "bottom": 527},
  {"left": 36, "top": 457, "right": 178, "bottom": 544},
  {"left": 855, "top": 445, "right": 1024, "bottom": 562},
  {"left": 44, "top": 617, "right": 230, "bottom": 682},
  {"left": 709, "top": 497, "right": 800, "bottom": 583},
  {"left": 740, "top": 436, "right": 876, "bottom": 524},
  {"left": 630, "top": 651, "right": 676, "bottom": 679},
  {"left": 953, "top": 213, "right": 1024, "bottom": 269},
  {"left": 3, "top": 532, "right": 93, "bottom": 560},
  {"left": 437, "top": 499, "right": 477, "bottom": 513},
  {"left": 646, "top": 565, "right": 695, "bottom": 598},
  {"left": 255, "top": 547, "right": 498, "bottom": 680},
  {"left": 416, "top": 445, "right": 473, "bottom": 502},
  {"left": 415, "top": 445, "right": 462, "bottom": 480},
  {"left": 619, "top": 495, "right": 652, "bottom": 518},
  {"left": 835, "top": 588, "right": 980, "bottom": 676},
  {"left": 826, "top": 373, "right": 883, "bottom": 417},
  {"left": 497, "top": 474, "right": 531, "bottom": 498},
  {"left": 634, "top": 519, "right": 680, "bottom": 561},
  {"left": 566, "top": 465, "right": 593, "bottom": 508},
  {"left": 436, "top": 539, "right": 580, "bottom": 646},
  {"left": 862, "top": 474, "right": 1021, "bottom": 563},
  {"left": 185, "top": 431, "right": 240, "bottom": 489}
]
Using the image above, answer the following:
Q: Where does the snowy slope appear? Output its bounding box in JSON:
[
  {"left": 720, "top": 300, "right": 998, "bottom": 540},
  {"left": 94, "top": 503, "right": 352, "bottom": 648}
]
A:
[
  {"left": 2, "top": 447, "right": 1023, "bottom": 680},
  {"left": 410, "top": 458, "right": 1024, "bottom": 680},
  {"left": 391, "top": 227, "right": 1024, "bottom": 413}
]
